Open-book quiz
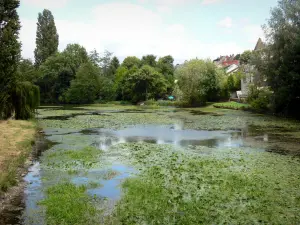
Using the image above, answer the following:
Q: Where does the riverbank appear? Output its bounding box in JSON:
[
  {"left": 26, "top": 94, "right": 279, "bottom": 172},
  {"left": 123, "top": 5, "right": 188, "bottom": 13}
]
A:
[{"left": 0, "top": 120, "right": 36, "bottom": 224}]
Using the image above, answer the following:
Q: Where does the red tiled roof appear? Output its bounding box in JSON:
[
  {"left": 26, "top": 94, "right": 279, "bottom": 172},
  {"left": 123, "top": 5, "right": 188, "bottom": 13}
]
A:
[{"left": 222, "top": 60, "right": 239, "bottom": 67}]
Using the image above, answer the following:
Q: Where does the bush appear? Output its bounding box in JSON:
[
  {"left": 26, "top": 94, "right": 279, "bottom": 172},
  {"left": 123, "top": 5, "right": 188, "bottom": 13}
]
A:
[
  {"left": 175, "top": 59, "right": 225, "bottom": 106},
  {"left": 65, "top": 63, "right": 101, "bottom": 104},
  {"left": 247, "top": 85, "right": 272, "bottom": 111}
]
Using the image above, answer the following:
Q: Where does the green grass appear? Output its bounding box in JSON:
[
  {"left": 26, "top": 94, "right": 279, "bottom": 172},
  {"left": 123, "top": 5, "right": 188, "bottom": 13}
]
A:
[
  {"left": 110, "top": 143, "right": 300, "bottom": 224},
  {"left": 213, "top": 101, "right": 251, "bottom": 110},
  {"left": 39, "top": 183, "right": 101, "bottom": 225}
]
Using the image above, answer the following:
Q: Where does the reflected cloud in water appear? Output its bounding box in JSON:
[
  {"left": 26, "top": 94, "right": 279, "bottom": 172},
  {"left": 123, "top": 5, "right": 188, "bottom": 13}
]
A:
[{"left": 88, "top": 124, "right": 244, "bottom": 150}]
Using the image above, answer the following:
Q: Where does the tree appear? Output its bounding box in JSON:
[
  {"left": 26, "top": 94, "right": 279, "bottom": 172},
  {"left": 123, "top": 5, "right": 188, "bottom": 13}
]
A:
[
  {"left": 157, "top": 55, "right": 174, "bottom": 76},
  {"left": 89, "top": 49, "right": 101, "bottom": 67},
  {"left": 65, "top": 63, "right": 101, "bottom": 104},
  {"left": 122, "top": 56, "right": 141, "bottom": 70},
  {"left": 260, "top": 0, "right": 300, "bottom": 117},
  {"left": 108, "top": 56, "right": 120, "bottom": 78},
  {"left": 62, "top": 44, "right": 88, "bottom": 74},
  {"left": 141, "top": 54, "right": 157, "bottom": 67},
  {"left": 239, "top": 50, "right": 252, "bottom": 65},
  {"left": 123, "top": 65, "right": 167, "bottom": 102},
  {"left": 227, "top": 71, "right": 243, "bottom": 92},
  {"left": 0, "top": 0, "right": 39, "bottom": 119},
  {"left": 100, "top": 50, "right": 113, "bottom": 76},
  {"left": 34, "top": 9, "right": 59, "bottom": 67},
  {"left": 175, "top": 59, "right": 223, "bottom": 106},
  {"left": 17, "top": 59, "right": 39, "bottom": 83},
  {"left": 38, "top": 53, "right": 71, "bottom": 103},
  {"left": 234, "top": 54, "right": 241, "bottom": 60},
  {"left": 157, "top": 55, "right": 175, "bottom": 93},
  {"left": 114, "top": 66, "right": 139, "bottom": 100},
  {"left": 38, "top": 44, "right": 88, "bottom": 103}
]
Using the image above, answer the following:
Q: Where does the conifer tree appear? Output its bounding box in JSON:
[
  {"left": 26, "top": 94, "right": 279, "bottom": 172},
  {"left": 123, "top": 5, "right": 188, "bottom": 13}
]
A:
[
  {"left": 0, "top": 0, "right": 21, "bottom": 119},
  {"left": 0, "top": 0, "right": 40, "bottom": 119}
]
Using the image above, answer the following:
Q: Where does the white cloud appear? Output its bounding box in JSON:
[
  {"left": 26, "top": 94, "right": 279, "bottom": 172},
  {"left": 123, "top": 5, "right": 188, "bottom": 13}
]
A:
[
  {"left": 243, "top": 25, "right": 265, "bottom": 45},
  {"left": 157, "top": 5, "right": 172, "bottom": 14},
  {"left": 19, "top": 19, "right": 36, "bottom": 59},
  {"left": 136, "top": 0, "right": 196, "bottom": 5},
  {"left": 202, "top": 0, "right": 223, "bottom": 4},
  {"left": 218, "top": 17, "right": 233, "bottom": 28},
  {"left": 19, "top": 2, "right": 244, "bottom": 64},
  {"left": 137, "top": 0, "right": 222, "bottom": 5},
  {"left": 135, "top": 0, "right": 198, "bottom": 14},
  {"left": 22, "top": 0, "right": 69, "bottom": 9}
]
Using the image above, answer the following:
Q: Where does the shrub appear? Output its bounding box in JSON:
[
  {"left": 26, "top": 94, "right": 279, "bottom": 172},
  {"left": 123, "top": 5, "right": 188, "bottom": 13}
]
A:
[
  {"left": 175, "top": 59, "right": 225, "bottom": 106},
  {"left": 247, "top": 85, "right": 272, "bottom": 111}
]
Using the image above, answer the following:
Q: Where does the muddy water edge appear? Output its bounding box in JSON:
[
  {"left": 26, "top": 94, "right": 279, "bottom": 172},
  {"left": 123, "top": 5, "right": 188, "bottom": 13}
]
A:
[
  {"left": 0, "top": 133, "right": 54, "bottom": 225},
  {"left": 5, "top": 105, "right": 300, "bottom": 224}
]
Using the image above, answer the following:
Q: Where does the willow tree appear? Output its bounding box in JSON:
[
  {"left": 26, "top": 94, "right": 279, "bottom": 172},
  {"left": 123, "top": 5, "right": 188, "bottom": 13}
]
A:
[
  {"left": 0, "top": 0, "right": 40, "bottom": 120},
  {"left": 175, "top": 59, "right": 224, "bottom": 106}
]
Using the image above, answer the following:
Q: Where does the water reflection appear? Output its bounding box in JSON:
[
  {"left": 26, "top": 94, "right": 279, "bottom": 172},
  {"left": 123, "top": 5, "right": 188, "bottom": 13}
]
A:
[{"left": 87, "top": 125, "right": 244, "bottom": 150}]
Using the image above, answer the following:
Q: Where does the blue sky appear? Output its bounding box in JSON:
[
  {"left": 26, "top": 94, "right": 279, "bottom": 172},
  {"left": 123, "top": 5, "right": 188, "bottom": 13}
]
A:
[{"left": 19, "top": 0, "right": 278, "bottom": 63}]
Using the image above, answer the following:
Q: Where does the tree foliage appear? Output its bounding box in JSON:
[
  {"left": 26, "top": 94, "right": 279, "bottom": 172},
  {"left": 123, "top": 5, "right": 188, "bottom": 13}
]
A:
[
  {"left": 141, "top": 54, "right": 157, "bottom": 67},
  {"left": 89, "top": 49, "right": 101, "bottom": 67},
  {"left": 240, "top": 50, "right": 252, "bottom": 65},
  {"left": 62, "top": 44, "right": 89, "bottom": 74},
  {"left": 38, "top": 44, "right": 89, "bottom": 103},
  {"left": 13, "top": 82, "right": 40, "bottom": 119},
  {"left": 175, "top": 59, "right": 225, "bottom": 106},
  {"left": 65, "top": 63, "right": 101, "bottom": 104},
  {"left": 100, "top": 50, "right": 113, "bottom": 76},
  {"left": 157, "top": 55, "right": 175, "bottom": 93},
  {"left": 34, "top": 9, "right": 59, "bottom": 67},
  {"left": 17, "top": 59, "right": 39, "bottom": 83},
  {"left": 108, "top": 56, "right": 120, "bottom": 78},
  {"left": 227, "top": 71, "right": 243, "bottom": 92},
  {"left": 122, "top": 56, "right": 141, "bottom": 70},
  {"left": 0, "top": 0, "right": 40, "bottom": 119},
  {"left": 123, "top": 65, "right": 167, "bottom": 102},
  {"left": 260, "top": 0, "right": 300, "bottom": 117},
  {"left": 157, "top": 55, "right": 174, "bottom": 76}
]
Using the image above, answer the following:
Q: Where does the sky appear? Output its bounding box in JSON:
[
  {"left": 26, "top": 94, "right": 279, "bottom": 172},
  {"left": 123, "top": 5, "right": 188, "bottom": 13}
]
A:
[{"left": 18, "top": 0, "right": 278, "bottom": 64}]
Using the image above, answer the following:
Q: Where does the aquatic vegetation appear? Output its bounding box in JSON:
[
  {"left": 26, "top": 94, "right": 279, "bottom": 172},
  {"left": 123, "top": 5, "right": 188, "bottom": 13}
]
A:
[
  {"left": 39, "top": 111, "right": 178, "bottom": 129},
  {"left": 43, "top": 146, "right": 103, "bottom": 170},
  {"left": 28, "top": 105, "right": 300, "bottom": 225},
  {"left": 37, "top": 109, "right": 89, "bottom": 119},
  {"left": 110, "top": 143, "right": 300, "bottom": 224},
  {"left": 101, "top": 169, "right": 119, "bottom": 180},
  {"left": 213, "top": 101, "right": 251, "bottom": 110},
  {"left": 174, "top": 108, "right": 300, "bottom": 132},
  {"left": 39, "top": 183, "right": 101, "bottom": 225},
  {"left": 87, "top": 181, "right": 103, "bottom": 189}
]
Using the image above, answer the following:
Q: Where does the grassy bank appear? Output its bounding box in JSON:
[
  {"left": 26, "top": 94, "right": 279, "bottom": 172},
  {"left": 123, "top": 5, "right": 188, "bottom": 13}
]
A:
[
  {"left": 0, "top": 120, "right": 36, "bottom": 194},
  {"left": 213, "top": 101, "right": 251, "bottom": 110}
]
